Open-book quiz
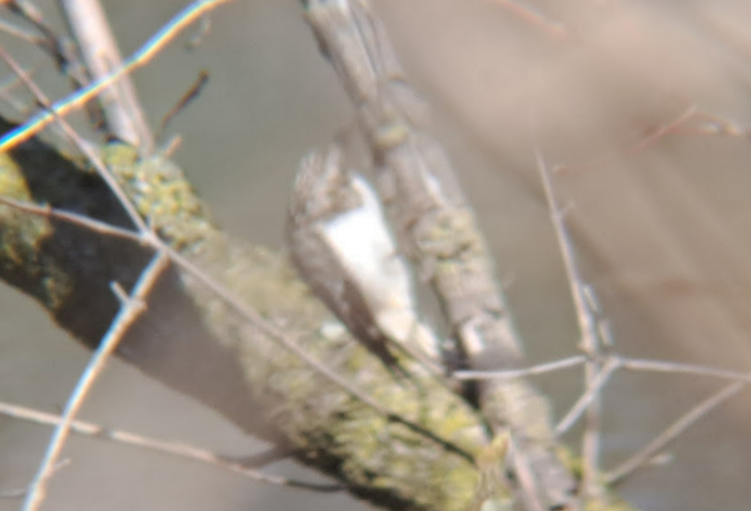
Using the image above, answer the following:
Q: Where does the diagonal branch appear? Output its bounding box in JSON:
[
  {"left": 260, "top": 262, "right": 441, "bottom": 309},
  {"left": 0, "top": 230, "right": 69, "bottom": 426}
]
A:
[
  {"left": 0, "top": 126, "right": 485, "bottom": 511},
  {"left": 58, "top": 0, "right": 154, "bottom": 153},
  {"left": 301, "top": 1, "right": 581, "bottom": 509},
  {"left": 0, "top": 399, "right": 343, "bottom": 492},
  {"left": 0, "top": 0, "right": 235, "bottom": 152},
  {"left": 606, "top": 380, "right": 746, "bottom": 486},
  {"left": 536, "top": 148, "right": 606, "bottom": 499},
  {"left": 21, "top": 250, "right": 170, "bottom": 511}
]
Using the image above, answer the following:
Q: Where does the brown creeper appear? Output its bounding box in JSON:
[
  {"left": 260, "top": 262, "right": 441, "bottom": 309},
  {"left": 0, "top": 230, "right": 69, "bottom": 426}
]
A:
[{"left": 286, "top": 142, "right": 441, "bottom": 380}]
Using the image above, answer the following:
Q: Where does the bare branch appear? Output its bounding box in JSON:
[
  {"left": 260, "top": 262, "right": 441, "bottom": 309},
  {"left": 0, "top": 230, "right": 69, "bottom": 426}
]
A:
[
  {"left": 455, "top": 355, "right": 587, "bottom": 381},
  {"left": 0, "top": 400, "right": 343, "bottom": 492},
  {"left": 7, "top": 0, "right": 90, "bottom": 87},
  {"left": 0, "top": 15, "right": 43, "bottom": 44},
  {"left": 619, "top": 356, "right": 751, "bottom": 383},
  {"left": 0, "top": 0, "right": 235, "bottom": 152},
  {"left": 0, "top": 194, "right": 143, "bottom": 242},
  {"left": 555, "top": 359, "right": 619, "bottom": 437},
  {"left": 536, "top": 148, "right": 605, "bottom": 498},
  {"left": 157, "top": 69, "right": 209, "bottom": 137},
  {"left": 301, "top": 1, "right": 581, "bottom": 509},
  {"left": 58, "top": 0, "right": 154, "bottom": 153},
  {"left": 21, "top": 251, "right": 170, "bottom": 511},
  {"left": 605, "top": 380, "right": 747, "bottom": 486},
  {"left": 0, "top": 43, "right": 152, "bottom": 234}
]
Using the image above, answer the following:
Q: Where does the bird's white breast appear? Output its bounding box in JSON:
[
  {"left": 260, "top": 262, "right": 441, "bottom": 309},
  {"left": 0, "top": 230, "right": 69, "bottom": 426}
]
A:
[{"left": 318, "top": 174, "right": 415, "bottom": 318}]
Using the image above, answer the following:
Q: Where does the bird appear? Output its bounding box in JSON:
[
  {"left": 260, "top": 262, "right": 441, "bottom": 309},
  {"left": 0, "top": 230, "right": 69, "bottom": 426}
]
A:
[{"left": 286, "top": 142, "right": 442, "bottom": 381}]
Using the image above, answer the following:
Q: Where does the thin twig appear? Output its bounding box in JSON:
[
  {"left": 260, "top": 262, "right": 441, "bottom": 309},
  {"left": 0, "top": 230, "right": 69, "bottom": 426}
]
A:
[
  {"left": 58, "top": 0, "right": 154, "bottom": 153},
  {"left": 618, "top": 356, "right": 751, "bottom": 383},
  {"left": 555, "top": 359, "right": 619, "bottom": 437},
  {"left": 553, "top": 104, "right": 699, "bottom": 175},
  {"left": 489, "top": 0, "right": 569, "bottom": 39},
  {"left": 0, "top": 15, "right": 44, "bottom": 44},
  {"left": 629, "top": 104, "right": 697, "bottom": 154},
  {"left": 605, "top": 380, "right": 747, "bottom": 486},
  {"left": 157, "top": 68, "right": 209, "bottom": 137},
  {"left": 536, "top": 148, "right": 605, "bottom": 497},
  {"left": 0, "top": 487, "right": 27, "bottom": 499},
  {"left": 0, "top": 400, "right": 342, "bottom": 492},
  {"left": 7, "top": 0, "right": 91, "bottom": 93},
  {"left": 0, "top": 460, "right": 70, "bottom": 500},
  {"left": 221, "top": 445, "right": 291, "bottom": 468},
  {"left": 0, "top": 0, "right": 235, "bottom": 152},
  {"left": 454, "top": 355, "right": 587, "bottom": 380},
  {"left": 554, "top": 351, "right": 751, "bottom": 439},
  {"left": 21, "top": 251, "right": 170, "bottom": 511},
  {"left": 0, "top": 195, "right": 144, "bottom": 243},
  {"left": 0, "top": 63, "right": 38, "bottom": 115},
  {"left": 0, "top": 43, "right": 152, "bottom": 234}
]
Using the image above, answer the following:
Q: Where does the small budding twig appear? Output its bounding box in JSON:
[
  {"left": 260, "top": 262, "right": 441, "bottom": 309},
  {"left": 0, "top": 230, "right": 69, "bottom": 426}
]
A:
[{"left": 157, "top": 69, "right": 210, "bottom": 137}]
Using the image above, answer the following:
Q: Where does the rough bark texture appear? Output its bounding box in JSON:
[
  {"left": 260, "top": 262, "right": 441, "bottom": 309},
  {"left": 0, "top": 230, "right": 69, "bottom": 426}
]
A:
[
  {"left": 0, "top": 3, "right": 639, "bottom": 510},
  {"left": 0, "top": 123, "right": 489, "bottom": 511}
]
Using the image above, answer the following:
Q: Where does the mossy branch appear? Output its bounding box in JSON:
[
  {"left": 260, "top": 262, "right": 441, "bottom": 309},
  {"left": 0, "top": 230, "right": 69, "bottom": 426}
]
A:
[{"left": 0, "top": 121, "right": 488, "bottom": 511}]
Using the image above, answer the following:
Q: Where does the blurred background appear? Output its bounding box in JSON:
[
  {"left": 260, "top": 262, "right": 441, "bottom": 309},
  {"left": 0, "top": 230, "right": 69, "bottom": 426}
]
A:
[{"left": 1, "top": 0, "right": 751, "bottom": 510}]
